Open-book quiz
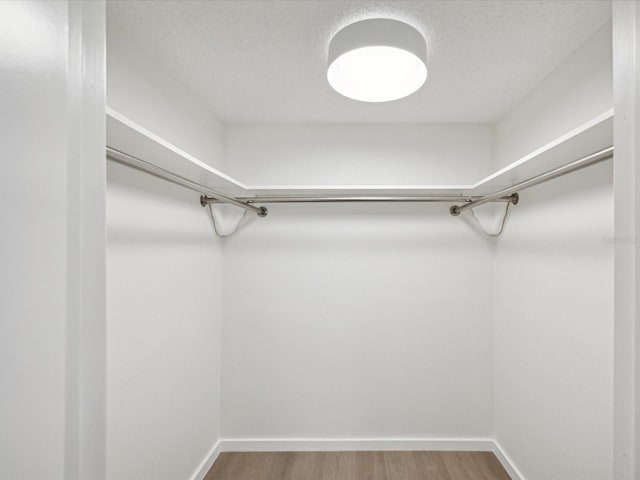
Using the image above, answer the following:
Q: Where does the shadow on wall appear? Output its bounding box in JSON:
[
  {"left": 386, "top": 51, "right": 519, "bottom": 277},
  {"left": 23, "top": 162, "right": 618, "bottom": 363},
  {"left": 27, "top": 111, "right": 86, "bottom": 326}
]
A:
[{"left": 107, "top": 160, "right": 217, "bottom": 245}]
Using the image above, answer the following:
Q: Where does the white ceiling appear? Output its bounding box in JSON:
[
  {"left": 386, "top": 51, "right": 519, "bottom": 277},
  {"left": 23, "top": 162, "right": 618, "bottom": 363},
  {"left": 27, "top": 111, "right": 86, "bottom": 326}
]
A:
[{"left": 107, "top": 0, "right": 611, "bottom": 124}]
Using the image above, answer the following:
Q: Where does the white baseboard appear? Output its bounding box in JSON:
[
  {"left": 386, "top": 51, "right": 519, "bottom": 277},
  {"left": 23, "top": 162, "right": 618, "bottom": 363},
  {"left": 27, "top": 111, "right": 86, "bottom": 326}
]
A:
[
  {"left": 190, "top": 440, "right": 221, "bottom": 480},
  {"left": 492, "top": 441, "right": 525, "bottom": 480},
  {"left": 219, "top": 437, "right": 495, "bottom": 452}
]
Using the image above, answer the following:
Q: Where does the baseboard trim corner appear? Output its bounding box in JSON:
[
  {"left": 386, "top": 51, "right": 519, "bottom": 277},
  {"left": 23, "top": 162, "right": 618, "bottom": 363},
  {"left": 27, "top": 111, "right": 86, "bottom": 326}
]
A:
[
  {"left": 491, "top": 440, "right": 525, "bottom": 480},
  {"left": 190, "top": 439, "right": 221, "bottom": 480}
]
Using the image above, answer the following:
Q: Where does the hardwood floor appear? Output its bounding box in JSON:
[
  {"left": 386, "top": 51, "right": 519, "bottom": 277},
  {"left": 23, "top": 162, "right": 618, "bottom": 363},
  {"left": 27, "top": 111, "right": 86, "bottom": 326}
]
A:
[{"left": 204, "top": 451, "right": 511, "bottom": 480}]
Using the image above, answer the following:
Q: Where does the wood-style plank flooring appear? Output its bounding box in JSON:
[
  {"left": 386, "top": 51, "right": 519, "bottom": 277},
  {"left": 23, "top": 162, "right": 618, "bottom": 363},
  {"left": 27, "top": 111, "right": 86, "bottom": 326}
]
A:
[{"left": 204, "top": 451, "right": 511, "bottom": 480}]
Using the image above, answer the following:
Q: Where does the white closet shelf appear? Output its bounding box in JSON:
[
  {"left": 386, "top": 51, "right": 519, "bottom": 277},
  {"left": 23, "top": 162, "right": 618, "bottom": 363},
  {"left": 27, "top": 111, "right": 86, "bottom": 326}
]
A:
[
  {"left": 469, "top": 109, "right": 613, "bottom": 195},
  {"left": 107, "top": 108, "right": 247, "bottom": 197},
  {"left": 106, "top": 107, "right": 613, "bottom": 205},
  {"left": 106, "top": 108, "right": 471, "bottom": 197}
]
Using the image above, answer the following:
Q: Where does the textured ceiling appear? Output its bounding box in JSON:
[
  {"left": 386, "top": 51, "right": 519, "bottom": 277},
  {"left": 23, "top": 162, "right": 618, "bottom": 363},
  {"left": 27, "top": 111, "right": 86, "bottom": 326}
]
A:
[{"left": 107, "top": 0, "right": 611, "bottom": 123}]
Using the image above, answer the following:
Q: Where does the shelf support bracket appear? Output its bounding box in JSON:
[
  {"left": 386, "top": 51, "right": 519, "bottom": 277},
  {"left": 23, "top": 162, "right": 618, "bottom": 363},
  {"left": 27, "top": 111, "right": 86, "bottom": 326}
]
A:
[
  {"left": 200, "top": 195, "right": 268, "bottom": 217},
  {"left": 450, "top": 193, "right": 519, "bottom": 217}
]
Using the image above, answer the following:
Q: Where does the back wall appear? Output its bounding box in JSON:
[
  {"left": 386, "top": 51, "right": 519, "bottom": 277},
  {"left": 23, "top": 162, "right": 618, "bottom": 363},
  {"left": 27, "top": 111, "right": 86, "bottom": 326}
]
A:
[{"left": 221, "top": 124, "right": 496, "bottom": 442}]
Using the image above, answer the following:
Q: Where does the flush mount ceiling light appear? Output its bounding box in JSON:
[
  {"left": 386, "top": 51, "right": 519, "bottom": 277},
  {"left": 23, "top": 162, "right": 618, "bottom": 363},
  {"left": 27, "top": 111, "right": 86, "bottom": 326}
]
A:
[{"left": 327, "top": 18, "right": 428, "bottom": 103}]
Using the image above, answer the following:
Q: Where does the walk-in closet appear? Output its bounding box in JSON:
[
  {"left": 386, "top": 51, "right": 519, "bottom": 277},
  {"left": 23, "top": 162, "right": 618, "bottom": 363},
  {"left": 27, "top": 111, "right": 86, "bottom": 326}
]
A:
[{"left": 3, "top": 1, "right": 640, "bottom": 480}]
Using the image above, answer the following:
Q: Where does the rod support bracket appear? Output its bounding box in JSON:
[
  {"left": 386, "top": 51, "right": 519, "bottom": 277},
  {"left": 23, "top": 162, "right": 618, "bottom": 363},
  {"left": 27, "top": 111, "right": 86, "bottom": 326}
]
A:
[
  {"left": 257, "top": 206, "right": 269, "bottom": 217},
  {"left": 510, "top": 193, "right": 520, "bottom": 205},
  {"left": 200, "top": 195, "right": 208, "bottom": 207},
  {"left": 449, "top": 205, "right": 461, "bottom": 216}
]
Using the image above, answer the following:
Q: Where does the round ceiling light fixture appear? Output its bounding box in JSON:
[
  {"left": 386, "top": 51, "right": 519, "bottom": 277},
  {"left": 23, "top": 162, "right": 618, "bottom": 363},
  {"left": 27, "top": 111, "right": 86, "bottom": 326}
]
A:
[{"left": 327, "top": 18, "right": 428, "bottom": 103}]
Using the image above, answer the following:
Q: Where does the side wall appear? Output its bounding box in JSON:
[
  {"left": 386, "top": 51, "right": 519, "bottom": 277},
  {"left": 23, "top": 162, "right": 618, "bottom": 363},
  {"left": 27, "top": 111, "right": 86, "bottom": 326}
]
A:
[
  {"left": 106, "top": 23, "right": 224, "bottom": 480},
  {"left": 221, "top": 124, "right": 497, "bottom": 444},
  {"left": 492, "top": 23, "right": 614, "bottom": 480}
]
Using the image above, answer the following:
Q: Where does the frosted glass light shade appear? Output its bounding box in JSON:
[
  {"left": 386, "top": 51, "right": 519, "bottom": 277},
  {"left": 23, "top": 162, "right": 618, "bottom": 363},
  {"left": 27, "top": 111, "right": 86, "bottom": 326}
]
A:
[{"left": 327, "top": 19, "right": 427, "bottom": 102}]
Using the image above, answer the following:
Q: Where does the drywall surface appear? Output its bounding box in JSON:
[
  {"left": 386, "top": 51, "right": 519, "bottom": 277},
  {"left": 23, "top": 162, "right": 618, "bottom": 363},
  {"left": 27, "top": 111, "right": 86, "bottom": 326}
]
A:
[
  {"left": 0, "top": 2, "right": 106, "bottom": 479},
  {"left": 107, "top": 164, "right": 221, "bottom": 480},
  {"left": 224, "top": 123, "right": 491, "bottom": 185},
  {"left": 494, "top": 23, "right": 612, "bottom": 170},
  {"left": 106, "top": 22, "right": 224, "bottom": 480},
  {"left": 221, "top": 125, "right": 495, "bottom": 440},
  {"left": 493, "top": 166, "right": 613, "bottom": 480},
  {"left": 492, "top": 24, "right": 614, "bottom": 480},
  {"left": 0, "top": 2, "right": 69, "bottom": 477}
]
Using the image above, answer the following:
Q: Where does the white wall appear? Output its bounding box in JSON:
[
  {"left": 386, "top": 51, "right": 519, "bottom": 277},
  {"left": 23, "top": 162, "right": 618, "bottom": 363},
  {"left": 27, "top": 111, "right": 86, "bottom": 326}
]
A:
[
  {"left": 106, "top": 165, "right": 222, "bottom": 480},
  {"left": 225, "top": 123, "right": 492, "bottom": 185},
  {"left": 0, "top": 3, "right": 68, "bottom": 477},
  {"left": 106, "top": 22, "right": 224, "bottom": 480},
  {"left": 492, "top": 23, "right": 614, "bottom": 480},
  {"left": 0, "top": 1, "right": 106, "bottom": 479},
  {"left": 221, "top": 125, "right": 496, "bottom": 441}
]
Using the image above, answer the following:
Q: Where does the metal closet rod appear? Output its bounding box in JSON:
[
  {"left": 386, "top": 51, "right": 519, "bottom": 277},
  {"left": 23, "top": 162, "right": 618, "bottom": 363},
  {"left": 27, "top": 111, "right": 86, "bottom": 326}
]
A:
[
  {"left": 201, "top": 194, "right": 518, "bottom": 204},
  {"left": 106, "top": 147, "right": 268, "bottom": 217},
  {"left": 449, "top": 145, "right": 615, "bottom": 216}
]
